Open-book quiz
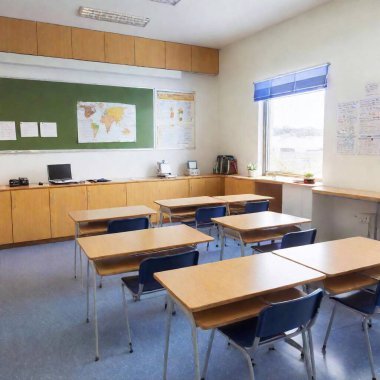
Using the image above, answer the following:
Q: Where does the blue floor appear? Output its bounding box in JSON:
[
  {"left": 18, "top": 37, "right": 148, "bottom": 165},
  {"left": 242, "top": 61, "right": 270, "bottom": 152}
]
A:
[{"left": 0, "top": 239, "right": 379, "bottom": 380}]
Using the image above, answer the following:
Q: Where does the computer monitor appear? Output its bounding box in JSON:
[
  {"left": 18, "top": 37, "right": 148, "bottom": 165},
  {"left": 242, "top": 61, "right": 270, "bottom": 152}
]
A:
[{"left": 47, "top": 164, "right": 72, "bottom": 181}]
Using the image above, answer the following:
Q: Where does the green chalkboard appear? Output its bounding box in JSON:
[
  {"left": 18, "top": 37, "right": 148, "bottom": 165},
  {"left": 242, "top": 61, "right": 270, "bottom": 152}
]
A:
[{"left": 0, "top": 78, "right": 154, "bottom": 151}]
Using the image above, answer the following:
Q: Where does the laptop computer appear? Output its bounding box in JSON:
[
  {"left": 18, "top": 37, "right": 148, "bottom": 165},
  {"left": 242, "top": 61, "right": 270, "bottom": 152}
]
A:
[{"left": 48, "top": 164, "right": 78, "bottom": 184}]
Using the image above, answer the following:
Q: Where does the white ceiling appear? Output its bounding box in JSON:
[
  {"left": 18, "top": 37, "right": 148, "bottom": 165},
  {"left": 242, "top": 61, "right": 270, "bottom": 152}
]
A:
[{"left": 0, "top": 0, "right": 331, "bottom": 48}]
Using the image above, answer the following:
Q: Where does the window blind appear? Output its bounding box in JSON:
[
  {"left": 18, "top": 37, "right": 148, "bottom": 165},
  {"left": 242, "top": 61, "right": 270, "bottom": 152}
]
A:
[{"left": 254, "top": 63, "right": 330, "bottom": 102}]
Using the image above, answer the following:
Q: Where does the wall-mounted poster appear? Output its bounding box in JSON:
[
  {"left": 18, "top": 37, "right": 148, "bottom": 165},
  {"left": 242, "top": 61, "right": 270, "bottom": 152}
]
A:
[
  {"left": 155, "top": 91, "right": 195, "bottom": 149},
  {"left": 77, "top": 101, "right": 136, "bottom": 143}
]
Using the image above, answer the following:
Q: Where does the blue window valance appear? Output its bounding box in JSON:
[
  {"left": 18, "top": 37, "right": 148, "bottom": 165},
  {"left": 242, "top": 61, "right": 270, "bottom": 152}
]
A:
[{"left": 254, "top": 63, "right": 330, "bottom": 102}]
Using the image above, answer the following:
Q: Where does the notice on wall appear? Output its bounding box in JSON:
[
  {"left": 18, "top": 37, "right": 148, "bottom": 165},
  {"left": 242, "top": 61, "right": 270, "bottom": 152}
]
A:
[
  {"left": 155, "top": 91, "right": 195, "bottom": 149},
  {"left": 358, "top": 135, "right": 380, "bottom": 155},
  {"left": 0, "top": 121, "right": 17, "bottom": 141},
  {"left": 40, "top": 122, "right": 58, "bottom": 138},
  {"left": 77, "top": 102, "right": 136, "bottom": 143},
  {"left": 20, "top": 122, "right": 39, "bottom": 137},
  {"left": 365, "top": 82, "right": 380, "bottom": 97},
  {"left": 336, "top": 101, "right": 358, "bottom": 154}
]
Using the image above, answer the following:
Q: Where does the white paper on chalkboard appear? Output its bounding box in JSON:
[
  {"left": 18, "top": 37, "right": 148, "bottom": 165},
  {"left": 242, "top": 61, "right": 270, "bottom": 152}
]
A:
[
  {"left": 40, "top": 122, "right": 58, "bottom": 138},
  {"left": 0, "top": 121, "right": 17, "bottom": 141},
  {"left": 20, "top": 122, "right": 39, "bottom": 137}
]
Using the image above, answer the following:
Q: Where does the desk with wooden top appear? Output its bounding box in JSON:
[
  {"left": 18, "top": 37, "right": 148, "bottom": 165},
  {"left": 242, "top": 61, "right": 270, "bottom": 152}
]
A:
[
  {"left": 154, "top": 196, "right": 225, "bottom": 226},
  {"left": 313, "top": 186, "right": 380, "bottom": 240},
  {"left": 212, "top": 211, "right": 311, "bottom": 259},
  {"left": 213, "top": 193, "right": 274, "bottom": 214},
  {"left": 69, "top": 205, "right": 157, "bottom": 278},
  {"left": 155, "top": 253, "right": 325, "bottom": 380},
  {"left": 273, "top": 236, "right": 380, "bottom": 294},
  {"left": 77, "top": 224, "right": 213, "bottom": 361}
]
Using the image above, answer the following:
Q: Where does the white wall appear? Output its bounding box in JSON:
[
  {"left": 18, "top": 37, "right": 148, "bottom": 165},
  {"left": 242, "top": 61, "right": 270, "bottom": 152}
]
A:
[
  {"left": 0, "top": 55, "right": 219, "bottom": 184},
  {"left": 218, "top": 0, "right": 380, "bottom": 192},
  {"left": 218, "top": 0, "right": 380, "bottom": 240}
]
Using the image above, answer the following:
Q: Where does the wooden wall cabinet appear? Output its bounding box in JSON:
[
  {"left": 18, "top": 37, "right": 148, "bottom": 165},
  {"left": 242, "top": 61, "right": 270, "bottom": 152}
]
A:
[
  {"left": 11, "top": 189, "right": 51, "bottom": 243},
  {"left": 165, "top": 42, "right": 191, "bottom": 71},
  {"left": 255, "top": 182, "right": 282, "bottom": 212},
  {"left": 135, "top": 37, "right": 165, "bottom": 68},
  {"left": 50, "top": 187, "right": 87, "bottom": 238},
  {"left": 0, "top": 192, "right": 13, "bottom": 245},
  {"left": 191, "top": 46, "right": 219, "bottom": 75},
  {"left": 105, "top": 33, "right": 135, "bottom": 65},
  {"left": 71, "top": 28, "right": 105, "bottom": 62},
  {"left": 0, "top": 17, "right": 37, "bottom": 55},
  {"left": 87, "top": 184, "right": 127, "bottom": 209},
  {"left": 37, "top": 22, "right": 72, "bottom": 59},
  {"left": 189, "top": 177, "right": 223, "bottom": 197},
  {"left": 224, "top": 177, "right": 255, "bottom": 195}
]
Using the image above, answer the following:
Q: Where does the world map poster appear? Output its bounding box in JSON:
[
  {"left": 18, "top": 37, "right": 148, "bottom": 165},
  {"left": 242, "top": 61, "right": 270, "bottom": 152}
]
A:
[{"left": 77, "top": 101, "right": 136, "bottom": 143}]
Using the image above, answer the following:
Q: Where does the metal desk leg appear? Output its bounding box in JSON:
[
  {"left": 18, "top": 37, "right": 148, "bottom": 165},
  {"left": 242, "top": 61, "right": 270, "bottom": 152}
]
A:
[
  {"left": 190, "top": 319, "right": 201, "bottom": 380},
  {"left": 219, "top": 228, "right": 225, "bottom": 260},
  {"left": 74, "top": 223, "right": 79, "bottom": 279},
  {"left": 92, "top": 262, "right": 100, "bottom": 361},
  {"left": 86, "top": 260, "right": 90, "bottom": 323},
  {"left": 375, "top": 202, "right": 380, "bottom": 240},
  {"left": 239, "top": 233, "right": 245, "bottom": 257},
  {"left": 163, "top": 298, "right": 174, "bottom": 380},
  {"left": 159, "top": 209, "right": 164, "bottom": 227}
]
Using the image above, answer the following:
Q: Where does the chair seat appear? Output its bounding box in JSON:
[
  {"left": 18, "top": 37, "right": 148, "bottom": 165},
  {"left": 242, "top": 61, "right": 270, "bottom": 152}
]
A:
[
  {"left": 122, "top": 275, "right": 162, "bottom": 295},
  {"left": 331, "top": 289, "right": 377, "bottom": 315},
  {"left": 254, "top": 242, "right": 281, "bottom": 253}
]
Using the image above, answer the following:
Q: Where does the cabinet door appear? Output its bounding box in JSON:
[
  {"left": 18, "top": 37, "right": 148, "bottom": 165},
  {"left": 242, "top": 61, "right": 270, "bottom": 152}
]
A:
[
  {"left": 191, "top": 46, "right": 219, "bottom": 75},
  {"left": 105, "top": 32, "right": 135, "bottom": 65},
  {"left": 224, "top": 178, "right": 255, "bottom": 195},
  {"left": 12, "top": 189, "right": 51, "bottom": 243},
  {"left": 127, "top": 181, "right": 160, "bottom": 223},
  {"left": 205, "top": 177, "right": 223, "bottom": 196},
  {"left": 135, "top": 37, "right": 165, "bottom": 68},
  {"left": 157, "top": 180, "right": 189, "bottom": 200},
  {"left": 189, "top": 178, "right": 206, "bottom": 197},
  {"left": 0, "top": 17, "right": 37, "bottom": 55},
  {"left": 50, "top": 187, "right": 88, "bottom": 238},
  {"left": 165, "top": 42, "right": 191, "bottom": 71},
  {"left": 71, "top": 28, "right": 105, "bottom": 62},
  {"left": 87, "top": 184, "right": 127, "bottom": 210},
  {"left": 37, "top": 22, "right": 72, "bottom": 58},
  {"left": 0, "top": 192, "right": 13, "bottom": 245},
  {"left": 255, "top": 182, "right": 282, "bottom": 212}
]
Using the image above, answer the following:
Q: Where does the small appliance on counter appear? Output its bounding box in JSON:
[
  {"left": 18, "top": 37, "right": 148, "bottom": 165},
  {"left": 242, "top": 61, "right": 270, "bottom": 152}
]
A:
[
  {"left": 185, "top": 160, "right": 200, "bottom": 176},
  {"left": 9, "top": 177, "right": 29, "bottom": 187},
  {"left": 157, "top": 160, "right": 176, "bottom": 178}
]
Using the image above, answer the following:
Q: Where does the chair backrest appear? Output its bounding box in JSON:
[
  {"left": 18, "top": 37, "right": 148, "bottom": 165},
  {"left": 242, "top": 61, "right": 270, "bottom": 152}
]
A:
[
  {"left": 195, "top": 206, "right": 227, "bottom": 224},
  {"left": 244, "top": 201, "right": 270, "bottom": 214},
  {"left": 107, "top": 217, "right": 149, "bottom": 234},
  {"left": 138, "top": 250, "right": 199, "bottom": 290},
  {"left": 373, "top": 282, "right": 380, "bottom": 308},
  {"left": 255, "top": 289, "right": 323, "bottom": 339},
  {"left": 280, "top": 228, "right": 317, "bottom": 249}
]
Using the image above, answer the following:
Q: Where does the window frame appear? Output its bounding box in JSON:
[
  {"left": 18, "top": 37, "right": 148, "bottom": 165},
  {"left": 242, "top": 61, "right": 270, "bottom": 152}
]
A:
[{"left": 262, "top": 91, "right": 325, "bottom": 179}]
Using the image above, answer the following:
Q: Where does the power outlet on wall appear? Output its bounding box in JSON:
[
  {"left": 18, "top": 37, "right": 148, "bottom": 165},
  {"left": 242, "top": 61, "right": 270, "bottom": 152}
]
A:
[{"left": 355, "top": 214, "right": 371, "bottom": 224}]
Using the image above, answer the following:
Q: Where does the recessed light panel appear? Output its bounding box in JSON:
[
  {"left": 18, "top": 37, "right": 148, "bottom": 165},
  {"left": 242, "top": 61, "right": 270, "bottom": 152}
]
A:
[
  {"left": 78, "top": 7, "right": 150, "bottom": 27},
  {"left": 149, "top": 0, "right": 182, "bottom": 5}
]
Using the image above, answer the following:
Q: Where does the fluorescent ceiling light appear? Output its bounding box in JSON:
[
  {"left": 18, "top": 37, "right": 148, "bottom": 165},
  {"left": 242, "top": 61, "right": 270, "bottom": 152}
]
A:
[
  {"left": 149, "top": 0, "right": 182, "bottom": 5},
  {"left": 78, "top": 7, "right": 150, "bottom": 27}
]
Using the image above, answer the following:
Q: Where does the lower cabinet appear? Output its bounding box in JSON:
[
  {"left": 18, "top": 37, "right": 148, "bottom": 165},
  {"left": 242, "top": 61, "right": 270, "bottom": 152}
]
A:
[
  {"left": 224, "top": 177, "right": 255, "bottom": 195},
  {"left": 189, "top": 177, "right": 223, "bottom": 196},
  {"left": 0, "top": 191, "right": 13, "bottom": 244},
  {"left": 12, "top": 189, "right": 51, "bottom": 243},
  {"left": 50, "top": 186, "right": 88, "bottom": 238},
  {"left": 87, "top": 184, "right": 127, "bottom": 209}
]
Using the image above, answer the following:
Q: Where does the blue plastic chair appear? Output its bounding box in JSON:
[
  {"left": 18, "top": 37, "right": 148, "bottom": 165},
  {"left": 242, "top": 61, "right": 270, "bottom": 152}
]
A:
[
  {"left": 107, "top": 217, "right": 149, "bottom": 234},
  {"left": 322, "top": 282, "right": 380, "bottom": 380},
  {"left": 244, "top": 200, "right": 270, "bottom": 214},
  {"left": 121, "top": 250, "right": 199, "bottom": 353},
  {"left": 202, "top": 289, "right": 324, "bottom": 380},
  {"left": 255, "top": 228, "right": 317, "bottom": 253},
  {"left": 183, "top": 206, "right": 227, "bottom": 250}
]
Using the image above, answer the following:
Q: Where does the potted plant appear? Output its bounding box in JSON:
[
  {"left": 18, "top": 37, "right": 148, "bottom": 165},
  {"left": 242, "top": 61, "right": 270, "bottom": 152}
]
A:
[
  {"left": 247, "top": 162, "right": 257, "bottom": 177},
  {"left": 304, "top": 172, "right": 315, "bottom": 184}
]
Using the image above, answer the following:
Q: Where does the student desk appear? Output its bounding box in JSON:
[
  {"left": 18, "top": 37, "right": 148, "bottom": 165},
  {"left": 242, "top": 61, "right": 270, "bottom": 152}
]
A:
[
  {"left": 69, "top": 205, "right": 157, "bottom": 278},
  {"left": 155, "top": 196, "right": 225, "bottom": 226},
  {"left": 273, "top": 236, "right": 380, "bottom": 294},
  {"left": 155, "top": 253, "right": 325, "bottom": 380},
  {"left": 77, "top": 224, "right": 213, "bottom": 361},
  {"left": 213, "top": 193, "right": 274, "bottom": 214},
  {"left": 212, "top": 211, "right": 311, "bottom": 259}
]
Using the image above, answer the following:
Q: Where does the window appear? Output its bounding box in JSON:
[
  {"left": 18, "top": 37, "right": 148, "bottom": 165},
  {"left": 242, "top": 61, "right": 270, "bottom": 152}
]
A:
[{"left": 263, "top": 90, "right": 325, "bottom": 177}]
